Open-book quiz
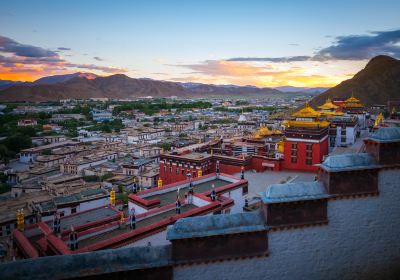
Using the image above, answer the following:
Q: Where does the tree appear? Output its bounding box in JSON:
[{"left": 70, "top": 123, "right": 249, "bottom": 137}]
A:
[{"left": 1, "top": 134, "right": 32, "bottom": 155}]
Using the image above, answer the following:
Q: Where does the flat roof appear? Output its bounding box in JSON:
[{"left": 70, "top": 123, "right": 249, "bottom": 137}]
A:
[
  {"left": 48, "top": 207, "right": 117, "bottom": 231},
  {"left": 79, "top": 204, "right": 197, "bottom": 247},
  {"left": 143, "top": 179, "right": 229, "bottom": 206}
]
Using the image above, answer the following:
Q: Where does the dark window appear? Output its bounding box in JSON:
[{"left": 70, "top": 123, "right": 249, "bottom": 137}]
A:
[
  {"left": 60, "top": 212, "right": 65, "bottom": 217},
  {"left": 341, "top": 130, "right": 346, "bottom": 135},
  {"left": 71, "top": 208, "right": 77, "bottom": 214},
  {"left": 291, "top": 156, "right": 297, "bottom": 163},
  {"left": 341, "top": 137, "right": 346, "bottom": 143},
  {"left": 306, "top": 158, "right": 313, "bottom": 165}
]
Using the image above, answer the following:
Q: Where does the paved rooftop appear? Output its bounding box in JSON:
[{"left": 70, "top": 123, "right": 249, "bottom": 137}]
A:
[
  {"left": 79, "top": 204, "right": 197, "bottom": 247},
  {"left": 143, "top": 179, "right": 229, "bottom": 206},
  {"left": 47, "top": 207, "right": 117, "bottom": 231}
]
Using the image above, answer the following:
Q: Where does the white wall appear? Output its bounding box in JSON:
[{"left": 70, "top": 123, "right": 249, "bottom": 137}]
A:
[{"left": 175, "top": 169, "right": 400, "bottom": 280}]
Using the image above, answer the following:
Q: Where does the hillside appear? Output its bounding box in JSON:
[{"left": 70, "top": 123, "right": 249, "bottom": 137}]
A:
[
  {"left": 312, "top": 55, "right": 400, "bottom": 107},
  {"left": 0, "top": 74, "right": 282, "bottom": 102}
]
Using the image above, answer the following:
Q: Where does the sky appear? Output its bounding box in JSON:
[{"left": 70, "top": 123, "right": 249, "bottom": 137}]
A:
[{"left": 0, "top": 0, "right": 400, "bottom": 87}]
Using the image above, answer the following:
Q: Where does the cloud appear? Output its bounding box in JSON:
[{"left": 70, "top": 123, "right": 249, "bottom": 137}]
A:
[
  {"left": 316, "top": 29, "right": 400, "bottom": 60},
  {"left": 226, "top": 29, "right": 400, "bottom": 62},
  {"left": 0, "top": 35, "right": 127, "bottom": 80},
  {"left": 93, "top": 56, "right": 103, "bottom": 61},
  {"left": 0, "top": 35, "right": 58, "bottom": 58},
  {"left": 227, "top": 56, "right": 311, "bottom": 63}
]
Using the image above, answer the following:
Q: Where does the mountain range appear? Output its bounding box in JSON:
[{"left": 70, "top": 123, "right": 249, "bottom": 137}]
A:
[
  {"left": 0, "top": 73, "right": 318, "bottom": 102},
  {"left": 1, "top": 55, "right": 399, "bottom": 104},
  {"left": 311, "top": 55, "right": 400, "bottom": 107}
]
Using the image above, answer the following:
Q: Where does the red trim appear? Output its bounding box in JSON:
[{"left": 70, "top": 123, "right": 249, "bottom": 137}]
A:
[
  {"left": 76, "top": 201, "right": 222, "bottom": 252},
  {"left": 136, "top": 173, "right": 217, "bottom": 196},
  {"left": 13, "top": 230, "right": 39, "bottom": 259}
]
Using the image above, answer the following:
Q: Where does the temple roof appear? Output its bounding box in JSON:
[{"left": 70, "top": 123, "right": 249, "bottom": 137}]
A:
[
  {"left": 342, "top": 96, "right": 364, "bottom": 108},
  {"left": 253, "top": 126, "right": 282, "bottom": 139},
  {"left": 286, "top": 120, "right": 330, "bottom": 128},
  {"left": 318, "top": 98, "right": 339, "bottom": 110},
  {"left": 291, "top": 104, "right": 320, "bottom": 118},
  {"left": 260, "top": 182, "right": 328, "bottom": 204},
  {"left": 345, "top": 96, "right": 361, "bottom": 103},
  {"left": 366, "top": 127, "right": 400, "bottom": 143},
  {"left": 320, "top": 153, "right": 377, "bottom": 172},
  {"left": 166, "top": 212, "right": 266, "bottom": 240}
]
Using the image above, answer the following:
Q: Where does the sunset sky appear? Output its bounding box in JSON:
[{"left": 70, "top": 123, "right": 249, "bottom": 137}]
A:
[{"left": 1, "top": 0, "right": 400, "bottom": 87}]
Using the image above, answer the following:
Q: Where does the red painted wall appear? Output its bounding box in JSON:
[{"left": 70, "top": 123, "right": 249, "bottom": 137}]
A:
[
  {"left": 282, "top": 138, "right": 328, "bottom": 172},
  {"left": 159, "top": 162, "right": 212, "bottom": 185}
]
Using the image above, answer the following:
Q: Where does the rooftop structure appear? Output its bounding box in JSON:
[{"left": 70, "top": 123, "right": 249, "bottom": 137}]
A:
[{"left": 4, "top": 127, "right": 400, "bottom": 280}]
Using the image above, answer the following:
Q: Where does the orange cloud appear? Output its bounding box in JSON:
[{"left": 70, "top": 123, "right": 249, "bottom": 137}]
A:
[{"left": 170, "top": 60, "right": 354, "bottom": 87}]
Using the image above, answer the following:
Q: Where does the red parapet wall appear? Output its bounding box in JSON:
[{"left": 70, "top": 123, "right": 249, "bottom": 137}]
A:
[{"left": 13, "top": 230, "right": 39, "bottom": 259}]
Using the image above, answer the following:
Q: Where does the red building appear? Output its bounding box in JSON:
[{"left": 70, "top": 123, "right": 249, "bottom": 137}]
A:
[
  {"left": 282, "top": 105, "right": 329, "bottom": 171},
  {"left": 159, "top": 151, "right": 252, "bottom": 185}
]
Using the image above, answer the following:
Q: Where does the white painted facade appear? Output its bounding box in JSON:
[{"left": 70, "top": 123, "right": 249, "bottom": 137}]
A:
[{"left": 175, "top": 169, "right": 400, "bottom": 280}]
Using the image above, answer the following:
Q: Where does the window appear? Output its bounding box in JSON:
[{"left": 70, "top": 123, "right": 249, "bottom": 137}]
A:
[
  {"left": 71, "top": 208, "right": 77, "bottom": 214},
  {"left": 305, "top": 144, "right": 313, "bottom": 165},
  {"left": 341, "top": 137, "right": 346, "bottom": 143},
  {"left": 291, "top": 142, "right": 298, "bottom": 164},
  {"left": 341, "top": 129, "right": 346, "bottom": 136},
  {"left": 60, "top": 211, "right": 65, "bottom": 217},
  {"left": 330, "top": 137, "right": 336, "bottom": 147}
]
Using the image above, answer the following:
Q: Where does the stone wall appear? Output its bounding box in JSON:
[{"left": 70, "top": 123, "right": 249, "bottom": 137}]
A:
[{"left": 174, "top": 169, "right": 400, "bottom": 280}]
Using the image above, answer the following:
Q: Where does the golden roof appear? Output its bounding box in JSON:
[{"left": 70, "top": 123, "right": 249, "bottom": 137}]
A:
[
  {"left": 253, "top": 126, "right": 282, "bottom": 139},
  {"left": 318, "top": 98, "right": 339, "bottom": 110},
  {"left": 320, "top": 111, "right": 344, "bottom": 117},
  {"left": 345, "top": 96, "right": 361, "bottom": 103},
  {"left": 291, "top": 104, "right": 320, "bottom": 118},
  {"left": 286, "top": 120, "right": 330, "bottom": 128}
]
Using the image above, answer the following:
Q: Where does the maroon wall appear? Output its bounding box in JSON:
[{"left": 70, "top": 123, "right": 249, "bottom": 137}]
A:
[
  {"left": 171, "top": 231, "right": 268, "bottom": 264},
  {"left": 263, "top": 199, "right": 328, "bottom": 227}
]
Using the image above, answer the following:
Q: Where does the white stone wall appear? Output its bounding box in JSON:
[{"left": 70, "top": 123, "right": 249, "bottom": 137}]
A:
[{"left": 174, "top": 169, "right": 400, "bottom": 280}]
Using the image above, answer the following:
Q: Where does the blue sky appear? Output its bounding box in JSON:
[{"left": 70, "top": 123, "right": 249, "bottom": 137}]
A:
[{"left": 1, "top": 0, "right": 400, "bottom": 86}]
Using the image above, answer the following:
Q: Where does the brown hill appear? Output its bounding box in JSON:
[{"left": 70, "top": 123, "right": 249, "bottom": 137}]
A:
[
  {"left": 312, "top": 55, "right": 400, "bottom": 107},
  {"left": 0, "top": 74, "right": 281, "bottom": 102}
]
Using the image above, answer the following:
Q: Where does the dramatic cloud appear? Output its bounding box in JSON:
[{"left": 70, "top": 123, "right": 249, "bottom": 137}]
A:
[
  {"left": 316, "top": 29, "right": 400, "bottom": 60},
  {"left": 0, "top": 35, "right": 58, "bottom": 58},
  {"left": 0, "top": 35, "right": 127, "bottom": 81},
  {"left": 93, "top": 56, "right": 103, "bottom": 61},
  {"left": 226, "top": 29, "right": 400, "bottom": 62}
]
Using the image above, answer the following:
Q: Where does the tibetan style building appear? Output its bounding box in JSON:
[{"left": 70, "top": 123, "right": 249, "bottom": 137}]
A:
[
  {"left": 282, "top": 104, "right": 329, "bottom": 171},
  {"left": 340, "top": 95, "right": 366, "bottom": 128}
]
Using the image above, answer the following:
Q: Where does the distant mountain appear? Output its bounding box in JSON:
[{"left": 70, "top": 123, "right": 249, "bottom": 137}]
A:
[
  {"left": 33, "top": 72, "right": 98, "bottom": 85},
  {"left": 274, "top": 86, "right": 329, "bottom": 94},
  {"left": 0, "top": 80, "right": 28, "bottom": 90},
  {"left": 0, "top": 73, "right": 283, "bottom": 102},
  {"left": 312, "top": 55, "right": 400, "bottom": 107}
]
